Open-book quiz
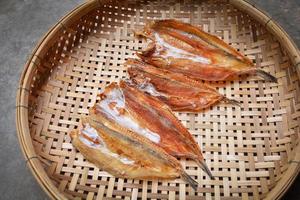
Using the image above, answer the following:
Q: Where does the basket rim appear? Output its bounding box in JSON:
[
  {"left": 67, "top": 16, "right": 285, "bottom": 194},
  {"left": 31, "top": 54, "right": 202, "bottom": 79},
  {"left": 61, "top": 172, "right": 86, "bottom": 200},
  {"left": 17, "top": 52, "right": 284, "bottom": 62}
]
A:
[{"left": 16, "top": 0, "right": 300, "bottom": 199}]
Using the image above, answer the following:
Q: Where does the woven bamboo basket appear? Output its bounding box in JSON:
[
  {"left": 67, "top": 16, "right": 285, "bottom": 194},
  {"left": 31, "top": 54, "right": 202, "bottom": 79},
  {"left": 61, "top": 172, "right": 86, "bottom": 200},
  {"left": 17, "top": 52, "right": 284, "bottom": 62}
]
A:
[{"left": 16, "top": 0, "right": 300, "bottom": 199}]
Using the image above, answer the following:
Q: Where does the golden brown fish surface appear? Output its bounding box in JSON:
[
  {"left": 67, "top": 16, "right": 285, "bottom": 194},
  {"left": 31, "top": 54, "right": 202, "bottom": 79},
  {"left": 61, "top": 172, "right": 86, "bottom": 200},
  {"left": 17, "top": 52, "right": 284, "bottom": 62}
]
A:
[
  {"left": 135, "top": 19, "right": 277, "bottom": 82},
  {"left": 91, "top": 81, "right": 214, "bottom": 179},
  {"left": 70, "top": 117, "right": 198, "bottom": 190},
  {"left": 126, "top": 58, "right": 239, "bottom": 112}
]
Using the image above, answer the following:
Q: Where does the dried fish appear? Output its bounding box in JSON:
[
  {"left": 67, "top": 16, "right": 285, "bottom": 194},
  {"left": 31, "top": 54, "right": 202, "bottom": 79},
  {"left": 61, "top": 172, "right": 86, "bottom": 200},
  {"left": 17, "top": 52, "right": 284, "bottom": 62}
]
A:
[
  {"left": 126, "top": 58, "right": 240, "bottom": 112},
  {"left": 135, "top": 19, "right": 277, "bottom": 82},
  {"left": 91, "top": 81, "right": 214, "bottom": 179},
  {"left": 70, "top": 117, "right": 198, "bottom": 190}
]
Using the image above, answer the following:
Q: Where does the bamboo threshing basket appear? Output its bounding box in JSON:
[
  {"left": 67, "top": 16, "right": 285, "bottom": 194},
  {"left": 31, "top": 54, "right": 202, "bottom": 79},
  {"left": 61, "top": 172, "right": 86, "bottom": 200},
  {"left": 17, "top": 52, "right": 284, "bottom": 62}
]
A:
[{"left": 16, "top": 0, "right": 300, "bottom": 199}]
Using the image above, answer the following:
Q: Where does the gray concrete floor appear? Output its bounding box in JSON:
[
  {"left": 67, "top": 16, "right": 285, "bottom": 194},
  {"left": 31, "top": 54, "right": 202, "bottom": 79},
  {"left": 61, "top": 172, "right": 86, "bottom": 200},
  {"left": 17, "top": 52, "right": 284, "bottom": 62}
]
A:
[{"left": 0, "top": 0, "right": 299, "bottom": 199}]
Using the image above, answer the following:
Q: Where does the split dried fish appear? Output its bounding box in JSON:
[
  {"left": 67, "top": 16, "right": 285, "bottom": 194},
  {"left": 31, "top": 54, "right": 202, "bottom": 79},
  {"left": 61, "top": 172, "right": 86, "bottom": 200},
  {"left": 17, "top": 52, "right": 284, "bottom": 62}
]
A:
[
  {"left": 70, "top": 116, "right": 198, "bottom": 190},
  {"left": 126, "top": 58, "right": 240, "bottom": 112},
  {"left": 135, "top": 19, "right": 277, "bottom": 82},
  {"left": 90, "top": 81, "right": 214, "bottom": 179}
]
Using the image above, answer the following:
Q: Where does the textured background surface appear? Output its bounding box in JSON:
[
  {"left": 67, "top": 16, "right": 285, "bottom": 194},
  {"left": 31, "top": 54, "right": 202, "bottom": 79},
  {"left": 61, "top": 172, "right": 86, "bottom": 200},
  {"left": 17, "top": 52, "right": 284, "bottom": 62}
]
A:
[{"left": 0, "top": 0, "right": 299, "bottom": 199}]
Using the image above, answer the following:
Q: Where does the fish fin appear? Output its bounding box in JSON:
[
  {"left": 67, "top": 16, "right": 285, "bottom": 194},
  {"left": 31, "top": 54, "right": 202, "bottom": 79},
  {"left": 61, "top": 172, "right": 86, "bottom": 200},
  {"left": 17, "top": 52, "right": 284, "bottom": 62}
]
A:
[
  {"left": 256, "top": 69, "right": 277, "bottom": 83},
  {"left": 134, "top": 29, "right": 154, "bottom": 41},
  {"left": 134, "top": 30, "right": 149, "bottom": 39},
  {"left": 221, "top": 96, "right": 241, "bottom": 107},
  {"left": 170, "top": 152, "right": 199, "bottom": 160},
  {"left": 136, "top": 42, "right": 156, "bottom": 58},
  {"left": 196, "top": 160, "right": 215, "bottom": 180},
  {"left": 181, "top": 171, "right": 198, "bottom": 191},
  {"left": 69, "top": 130, "right": 78, "bottom": 139}
]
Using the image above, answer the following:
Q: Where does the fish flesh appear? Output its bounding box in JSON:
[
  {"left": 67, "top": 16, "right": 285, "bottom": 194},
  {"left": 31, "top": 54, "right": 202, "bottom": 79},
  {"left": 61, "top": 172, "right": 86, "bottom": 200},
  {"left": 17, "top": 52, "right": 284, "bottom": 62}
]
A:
[
  {"left": 70, "top": 116, "right": 198, "bottom": 190},
  {"left": 135, "top": 19, "right": 277, "bottom": 82},
  {"left": 90, "top": 81, "right": 214, "bottom": 179},
  {"left": 126, "top": 58, "right": 240, "bottom": 112}
]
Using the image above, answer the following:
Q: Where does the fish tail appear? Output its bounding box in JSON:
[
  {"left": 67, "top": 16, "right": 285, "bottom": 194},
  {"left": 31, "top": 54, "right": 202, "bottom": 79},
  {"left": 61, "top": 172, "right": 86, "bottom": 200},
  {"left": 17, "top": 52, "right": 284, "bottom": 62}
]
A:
[
  {"left": 181, "top": 171, "right": 198, "bottom": 191},
  {"left": 196, "top": 159, "right": 215, "bottom": 180},
  {"left": 256, "top": 69, "right": 277, "bottom": 83},
  {"left": 221, "top": 96, "right": 241, "bottom": 107}
]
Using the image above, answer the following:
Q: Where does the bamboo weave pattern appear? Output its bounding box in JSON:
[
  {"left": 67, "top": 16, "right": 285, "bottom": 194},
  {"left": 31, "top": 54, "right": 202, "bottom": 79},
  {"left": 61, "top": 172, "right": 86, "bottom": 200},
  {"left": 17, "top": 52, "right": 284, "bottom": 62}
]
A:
[{"left": 27, "top": 0, "right": 299, "bottom": 199}]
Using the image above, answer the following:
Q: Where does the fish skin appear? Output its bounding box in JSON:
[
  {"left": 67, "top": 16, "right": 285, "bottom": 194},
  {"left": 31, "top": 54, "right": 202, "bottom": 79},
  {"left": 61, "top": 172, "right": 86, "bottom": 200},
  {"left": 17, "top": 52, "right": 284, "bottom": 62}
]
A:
[
  {"left": 126, "top": 58, "right": 238, "bottom": 112},
  {"left": 92, "top": 81, "right": 213, "bottom": 179},
  {"left": 135, "top": 19, "right": 277, "bottom": 82}
]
